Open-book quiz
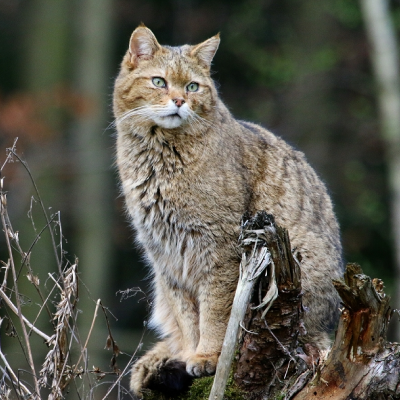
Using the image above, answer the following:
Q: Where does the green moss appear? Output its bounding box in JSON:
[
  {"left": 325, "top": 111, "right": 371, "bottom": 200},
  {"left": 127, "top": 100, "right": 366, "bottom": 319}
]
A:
[
  {"left": 221, "top": 372, "right": 245, "bottom": 400},
  {"left": 177, "top": 376, "right": 214, "bottom": 400},
  {"left": 143, "top": 371, "right": 245, "bottom": 400}
]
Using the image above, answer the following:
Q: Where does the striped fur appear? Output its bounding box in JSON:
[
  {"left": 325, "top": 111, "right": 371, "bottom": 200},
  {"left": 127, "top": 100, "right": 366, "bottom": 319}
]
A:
[{"left": 113, "top": 26, "right": 343, "bottom": 397}]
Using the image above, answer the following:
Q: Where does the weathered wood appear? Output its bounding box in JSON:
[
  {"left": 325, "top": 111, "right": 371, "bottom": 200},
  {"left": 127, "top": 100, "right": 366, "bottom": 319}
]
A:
[
  {"left": 208, "top": 213, "right": 273, "bottom": 400},
  {"left": 230, "top": 215, "right": 400, "bottom": 400},
  {"left": 294, "top": 263, "right": 397, "bottom": 400},
  {"left": 233, "top": 212, "right": 308, "bottom": 399}
]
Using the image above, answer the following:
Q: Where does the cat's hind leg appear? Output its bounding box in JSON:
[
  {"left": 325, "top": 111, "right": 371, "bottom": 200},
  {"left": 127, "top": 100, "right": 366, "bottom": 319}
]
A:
[{"left": 130, "top": 340, "right": 193, "bottom": 397}]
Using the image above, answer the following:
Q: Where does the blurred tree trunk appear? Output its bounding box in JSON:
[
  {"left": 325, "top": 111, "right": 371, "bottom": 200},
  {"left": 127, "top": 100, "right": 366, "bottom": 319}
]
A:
[
  {"left": 359, "top": 0, "right": 400, "bottom": 340},
  {"left": 71, "top": 0, "right": 114, "bottom": 367},
  {"left": 21, "top": 0, "right": 69, "bottom": 333},
  {"left": 23, "top": 0, "right": 70, "bottom": 235}
]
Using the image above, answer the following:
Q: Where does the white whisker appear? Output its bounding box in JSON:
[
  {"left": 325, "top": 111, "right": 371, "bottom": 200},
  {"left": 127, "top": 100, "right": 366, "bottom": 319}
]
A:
[{"left": 114, "top": 102, "right": 216, "bottom": 134}]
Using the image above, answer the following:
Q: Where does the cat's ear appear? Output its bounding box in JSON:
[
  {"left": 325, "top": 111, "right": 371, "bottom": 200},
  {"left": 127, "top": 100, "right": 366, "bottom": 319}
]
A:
[
  {"left": 129, "top": 25, "right": 161, "bottom": 67},
  {"left": 190, "top": 34, "right": 220, "bottom": 70}
]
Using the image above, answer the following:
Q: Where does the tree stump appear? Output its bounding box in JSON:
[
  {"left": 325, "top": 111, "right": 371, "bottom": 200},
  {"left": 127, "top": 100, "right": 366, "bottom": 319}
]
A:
[
  {"left": 142, "top": 212, "right": 400, "bottom": 399},
  {"left": 233, "top": 212, "right": 308, "bottom": 399},
  {"left": 294, "top": 263, "right": 399, "bottom": 400},
  {"left": 212, "top": 212, "right": 400, "bottom": 399}
]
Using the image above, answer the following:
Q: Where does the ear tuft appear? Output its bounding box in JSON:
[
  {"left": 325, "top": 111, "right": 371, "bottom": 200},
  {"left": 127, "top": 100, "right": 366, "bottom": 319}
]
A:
[
  {"left": 190, "top": 34, "right": 220, "bottom": 69},
  {"left": 129, "top": 26, "right": 161, "bottom": 67}
]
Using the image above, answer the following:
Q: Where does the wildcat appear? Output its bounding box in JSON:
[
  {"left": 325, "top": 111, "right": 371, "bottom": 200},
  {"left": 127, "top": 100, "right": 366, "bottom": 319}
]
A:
[{"left": 113, "top": 25, "right": 343, "bottom": 397}]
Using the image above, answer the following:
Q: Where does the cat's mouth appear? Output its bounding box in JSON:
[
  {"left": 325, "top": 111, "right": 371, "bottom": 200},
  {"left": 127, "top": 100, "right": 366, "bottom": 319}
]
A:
[{"left": 153, "top": 113, "right": 184, "bottom": 129}]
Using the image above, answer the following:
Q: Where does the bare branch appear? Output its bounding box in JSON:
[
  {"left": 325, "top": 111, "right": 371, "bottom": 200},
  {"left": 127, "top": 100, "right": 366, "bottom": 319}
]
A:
[
  {"left": 0, "top": 348, "right": 32, "bottom": 397},
  {"left": 0, "top": 288, "right": 51, "bottom": 342},
  {"left": 8, "top": 149, "right": 63, "bottom": 279},
  {"left": 73, "top": 298, "right": 101, "bottom": 372},
  {"left": 1, "top": 194, "right": 40, "bottom": 398}
]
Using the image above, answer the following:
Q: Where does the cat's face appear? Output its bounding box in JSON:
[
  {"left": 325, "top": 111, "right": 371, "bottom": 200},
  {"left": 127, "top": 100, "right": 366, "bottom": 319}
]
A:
[{"left": 114, "top": 26, "right": 220, "bottom": 132}]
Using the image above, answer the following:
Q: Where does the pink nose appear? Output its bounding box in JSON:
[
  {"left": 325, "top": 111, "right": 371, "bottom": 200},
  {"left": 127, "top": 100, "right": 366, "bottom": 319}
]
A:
[{"left": 173, "top": 98, "right": 185, "bottom": 107}]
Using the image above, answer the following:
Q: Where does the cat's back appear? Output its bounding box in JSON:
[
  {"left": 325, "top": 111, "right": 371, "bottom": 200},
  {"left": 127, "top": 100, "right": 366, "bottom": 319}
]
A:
[{"left": 223, "top": 116, "right": 341, "bottom": 253}]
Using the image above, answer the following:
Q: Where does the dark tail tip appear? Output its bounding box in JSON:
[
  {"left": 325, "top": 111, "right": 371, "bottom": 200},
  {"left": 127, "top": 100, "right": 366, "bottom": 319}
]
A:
[{"left": 147, "top": 359, "right": 194, "bottom": 396}]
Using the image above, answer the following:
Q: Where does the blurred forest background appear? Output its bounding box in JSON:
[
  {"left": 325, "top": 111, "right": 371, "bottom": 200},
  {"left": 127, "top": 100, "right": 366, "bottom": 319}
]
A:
[{"left": 1, "top": 0, "right": 400, "bottom": 398}]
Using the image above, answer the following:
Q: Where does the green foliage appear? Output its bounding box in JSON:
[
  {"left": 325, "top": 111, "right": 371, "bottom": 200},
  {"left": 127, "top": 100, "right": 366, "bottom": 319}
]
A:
[{"left": 325, "top": 0, "right": 363, "bottom": 28}]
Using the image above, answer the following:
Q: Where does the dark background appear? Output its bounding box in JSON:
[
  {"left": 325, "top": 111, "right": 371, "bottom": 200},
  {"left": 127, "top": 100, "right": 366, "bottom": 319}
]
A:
[{"left": 0, "top": 0, "right": 399, "bottom": 397}]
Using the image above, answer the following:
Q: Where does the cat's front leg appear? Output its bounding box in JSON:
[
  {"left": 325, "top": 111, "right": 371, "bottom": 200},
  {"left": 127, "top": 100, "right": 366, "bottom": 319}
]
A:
[
  {"left": 185, "top": 269, "right": 238, "bottom": 377},
  {"left": 154, "top": 275, "right": 200, "bottom": 357}
]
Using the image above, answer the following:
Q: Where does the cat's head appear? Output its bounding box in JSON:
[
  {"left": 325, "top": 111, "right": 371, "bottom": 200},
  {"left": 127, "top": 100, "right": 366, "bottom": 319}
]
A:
[{"left": 114, "top": 25, "right": 220, "bottom": 132}]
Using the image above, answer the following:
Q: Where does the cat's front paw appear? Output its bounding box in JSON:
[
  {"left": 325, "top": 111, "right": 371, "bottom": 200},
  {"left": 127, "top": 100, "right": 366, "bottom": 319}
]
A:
[{"left": 186, "top": 353, "right": 219, "bottom": 377}]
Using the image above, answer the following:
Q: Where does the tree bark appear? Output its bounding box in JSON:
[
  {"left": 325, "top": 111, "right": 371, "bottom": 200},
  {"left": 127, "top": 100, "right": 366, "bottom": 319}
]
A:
[
  {"left": 209, "top": 213, "right": 273, "bottom": 400},
  {"left": 233, "top": 212, "right": 306, "bottom": 399}
]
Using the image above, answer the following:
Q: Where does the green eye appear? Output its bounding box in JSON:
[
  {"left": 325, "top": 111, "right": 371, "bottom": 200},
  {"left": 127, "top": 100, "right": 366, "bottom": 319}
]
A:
[
  {"left": 187, "top": 82, "right": 199, "bottom": 92},
  {"left": 152, "top": 77, "right": 166, "bottom": 88}
]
